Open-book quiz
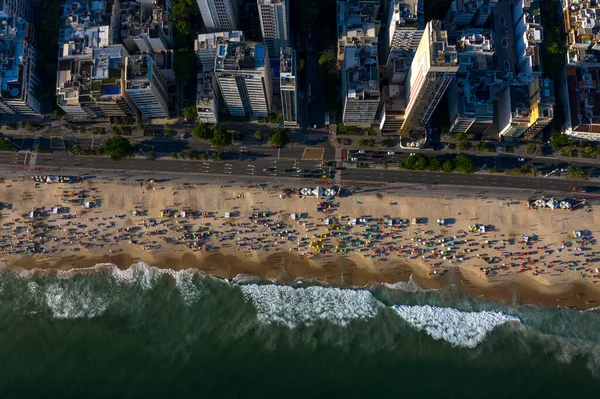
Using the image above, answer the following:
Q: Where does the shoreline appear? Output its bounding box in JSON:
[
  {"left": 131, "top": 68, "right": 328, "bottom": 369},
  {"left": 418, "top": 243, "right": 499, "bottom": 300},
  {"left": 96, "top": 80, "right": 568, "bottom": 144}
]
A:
[
  {"left": 0, "top": 178, "right": 599, "bottom": 310},
  {"left": 4, "top": 246, "right": 600, "bottom": 310}
]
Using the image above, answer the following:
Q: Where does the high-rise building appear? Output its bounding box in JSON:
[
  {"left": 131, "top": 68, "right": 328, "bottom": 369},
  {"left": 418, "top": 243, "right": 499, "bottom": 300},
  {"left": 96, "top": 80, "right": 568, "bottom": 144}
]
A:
[
  {"left": 0, "top": 0, "right": 32, "bottom": 20},
  {"left": 279, "top": 47, "right": 297, "bottom": 127},
  {"left": 0, "top": 15, "right": 41, "bottom": 115},
  {"left": 124, "top": 53, "right": 170, "bottom": 119},
  {"left": 196, "top": 72, "right": 219, "bottom": 123},
  {"left": 195, "top": 31, "right": 244, "bottom": 72},
  {"left": 400, "top": 20, "right": 458, "bottom": 138},
  {"left": 257, "top": 0, "right": 290, "bottom": 59},
  {"left": 341, "top": 44, "right": 380, "bottom": 127},
  {"left": 56, "top": 1, "right": 113, "bottom": 117},
  {"left": 214, "top": 40, "right": 272, "bottom": 118},
  {"left": 196, "top": 0, "right": 238, "bottom": 32},
  {"left": 386, "top": 0, "right": 423, "bottom": 62}
]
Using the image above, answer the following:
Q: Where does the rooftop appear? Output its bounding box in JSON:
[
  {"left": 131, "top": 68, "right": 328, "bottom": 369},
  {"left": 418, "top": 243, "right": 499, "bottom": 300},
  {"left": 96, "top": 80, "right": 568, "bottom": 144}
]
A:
[
  {"left": 215, "top": 41, "right": 266, "bottom": 71},
  {"left": 344, "top": 45, "right": 379, "bottom": 99},
  {"left": 0, "top": 16, "right": 30, "bottom": 99}
]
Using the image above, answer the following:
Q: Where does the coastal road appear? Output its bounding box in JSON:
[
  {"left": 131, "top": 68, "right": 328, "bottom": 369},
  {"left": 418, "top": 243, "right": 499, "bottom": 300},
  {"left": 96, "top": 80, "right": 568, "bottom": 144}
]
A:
[{"left": 5, "top": 151, "right": 600, "bottom": 195}]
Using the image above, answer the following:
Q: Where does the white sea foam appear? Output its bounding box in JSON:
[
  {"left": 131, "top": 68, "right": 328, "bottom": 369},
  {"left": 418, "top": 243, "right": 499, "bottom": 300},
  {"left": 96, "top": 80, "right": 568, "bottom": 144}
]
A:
[
  {"left": 44, "top": 283, "right": 110, "bottom": 319},
  {"left": 240, "top": 284, "right": 382, "bottom": 328},
  {"left": 383, "top": 275, "right": 425, "bottom": 293},
  {"left": 393, "top": 305, "right": 520, "bottom": 348}
]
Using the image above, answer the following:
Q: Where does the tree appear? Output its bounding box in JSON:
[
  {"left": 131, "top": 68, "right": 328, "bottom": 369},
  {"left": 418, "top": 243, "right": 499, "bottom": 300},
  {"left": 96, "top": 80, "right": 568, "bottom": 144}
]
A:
[
  {"left": 456, "top": 140, "right": 471, "bottom": 151},
  {"left": 428, "top": 157, "right": 441, "bottom": 171},
  {"left": 298, "top": 59, "right": 306, "bottom": 72},
  {"left": 173, "top": 49, "right": 197, "bottom": 83},
  {"left": 53, "top": 108, "right": 66, "bottom": 119},
  {"left": 0, "top": 138, "right": 16, "bottom": 152},
  {"left": 454, "top": 155, "right": 475, "bottom": 173},
  {"left": 193, "top": 123, "right": 213, "bottom": 140},
  {"left": 254, "top": 130, "right": 263, "bottom": 141},
  {"left": 401, "top": 154, "right": 429, "bottom": 170},
  {"left": 210, "top": 125, "right": 232, "bottom": 146},
  {"left": 566, "top": 167, "right": 588, "bottom": 180},
  {"left": 104, "top": 136, "right": 133, "bottom": 161},
  {"left": 456, "top": 132, "right": 468, "bottom": 142},
  {"left": 551, "top": 133, "right": 570, "bottom": 149},
  {"left": 318, "top": 50, "right": 337, "bottom": 73},
  {"left": 269, "top": 129, "right": 290, "bottom": 147},
  {"left": 441, "top": 159, "right": 455, "bottom": 173},
  {"left": 183, "top": 105, "right": 197, "bottom": 122},
  {"left": 211, "top": 151, "right": 224, "bottom": 161},
  {"left": 381, "top": 138, "right": 393, "bottom": 147}
]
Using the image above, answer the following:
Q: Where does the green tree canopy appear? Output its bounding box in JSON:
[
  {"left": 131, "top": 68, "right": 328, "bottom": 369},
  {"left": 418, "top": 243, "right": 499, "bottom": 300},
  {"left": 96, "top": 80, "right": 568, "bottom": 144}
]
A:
[
  {"left": 566, "top": 167, "right": 588, "bottom": 180},
  {"left": 193, "top": 123, "right": 213, "bottom": 140},
  {"left": 268, "top": 129, "right": 290, "bottom": 147},
  {"left": 104, "top": 136, "right": 133, "bottom": 161},
  {"left": 454, "top": 155, "right": 475, "bottom": 173},
  {"left": 183, "top": 105, "right": 198, "bottom": 122},
  {"left": 551, "top": 133, "right": 570, "bottom": 149},
  {"left": 318, "top": 50, "right": 337, "bottom": 73},
  {"left": 173, "top": 49, "right": 197, "bottom": 83},
  {"left": 210, "top": 125, "right": 232, "bottom": 146},
  {"left": 254, "top": 130, "right": 263, "bottom": 141}
]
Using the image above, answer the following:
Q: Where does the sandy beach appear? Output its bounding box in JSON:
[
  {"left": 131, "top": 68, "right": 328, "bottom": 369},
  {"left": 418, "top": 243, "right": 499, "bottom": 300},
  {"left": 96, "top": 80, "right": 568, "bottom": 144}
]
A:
[{"left": 1, "top": 176, "right": 599, "bottom": 309}]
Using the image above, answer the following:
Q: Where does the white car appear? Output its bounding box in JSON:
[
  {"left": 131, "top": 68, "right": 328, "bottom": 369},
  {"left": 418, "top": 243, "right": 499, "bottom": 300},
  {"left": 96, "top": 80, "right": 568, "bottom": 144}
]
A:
[
  {"left": 351, "top": 157, "right": 359, "bottom": 161},
  {"left": 409, "top": 153, "right": 416, "bottom": 156},
  {"left": 518, "top": 158, "right": 525, "bottom": 162},
  {"left": 358, "top": 150, "right": 365, "bottom": 154},
  {"left": 387, "top": 151, "right": 395, "bottom": 155}
]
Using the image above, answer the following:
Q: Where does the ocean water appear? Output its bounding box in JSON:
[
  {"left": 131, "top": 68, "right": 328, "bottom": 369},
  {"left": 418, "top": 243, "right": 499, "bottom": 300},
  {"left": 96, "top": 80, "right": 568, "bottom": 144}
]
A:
[{"left": 0, "top": 263, "right": 599, "bottom": 398}]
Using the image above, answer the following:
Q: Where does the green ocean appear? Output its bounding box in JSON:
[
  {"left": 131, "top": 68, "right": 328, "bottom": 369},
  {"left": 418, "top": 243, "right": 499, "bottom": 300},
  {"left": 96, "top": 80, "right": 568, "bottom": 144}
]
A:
[{"left": 0, "top": 263, "right": 599, "bottom": 398}]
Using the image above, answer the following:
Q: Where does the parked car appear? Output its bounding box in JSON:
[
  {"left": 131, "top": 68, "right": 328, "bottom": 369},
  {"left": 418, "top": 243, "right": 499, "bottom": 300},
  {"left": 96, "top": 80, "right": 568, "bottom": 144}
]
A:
[
  {"left": 351, "top": 157, "right": 359, "bottom": 161},
  {"left": 387, "top": 151, "right": 395, "bottom": 155}
]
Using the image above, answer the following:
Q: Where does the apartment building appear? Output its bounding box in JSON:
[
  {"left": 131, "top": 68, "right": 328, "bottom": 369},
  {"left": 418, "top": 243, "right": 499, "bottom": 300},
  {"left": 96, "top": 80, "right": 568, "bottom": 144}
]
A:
[
  {"left": 341, "top": 44, "right": 380, "bottom": 127},
  {"left": 447, "top": 28, "right": 495, "bottom": 136},
  {"left": 257, "top": 0, "right": 290, "bottom": 60},
  {"left": 124, "top": 53, "right": 170, "bottom": 119},
  {"left": 563, "top": 0, "right": 600, "bottom": 139},
  {"left": 196, "top": 72, "right": 219, "bottom": 123},
  {"left": 445, "top": 0, "right": 497, "bottom": 32},
  {"left": 492, "top": 0, "right": 550, "bottom": 140},
  {"left": 0, "top": 15, "right": 41, "bottom": 115},
  {"left": 280, "top": 47, "right": 297, "bottom": 127},
  {"left": 385, "top": 0, "right": 423, "bottom": 62},
  {"left": 196, "top": 0, "right": 238, "bottom": 32},
  {"left": 56, "top": 0, "right": 113, "bottom": 117},
  {"left": 0, "top": 0, "right": 32, "bottom": 19},
  {"left": 400, "top": 20, "right": 458, "bottom": 138},
  {"left": 214, "top": 40, "right": 272, "bottom": 118},
  {"left": 337, "top": 0, "right": 380, "bottom": 67},
  {"left": 195, "top": 31, "right": 244, "bottom": 73},
  {"left": 116, "top": 0, "right": 173, "bottom": 55}
]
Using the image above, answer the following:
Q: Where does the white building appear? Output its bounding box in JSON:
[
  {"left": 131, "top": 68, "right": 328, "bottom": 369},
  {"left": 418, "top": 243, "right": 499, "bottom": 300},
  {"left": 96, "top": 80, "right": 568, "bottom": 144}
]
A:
[
  {"left": 257, "top": 0, "right": 290, "bottom": 59},
  {"left": 195, "top": 30, "right": 243, "bottom": 72},
  {"left": 196, "top": 0, "right": 238, "bottom": 32},
  {"left": 280, "top": 47, "right": 297, "bottom": 127},
  {"left": 196, "top": 72, "right": 219, "bottom": 123},
  {"left": 214, "top": 40, "right": 272, "bottom": 118},
  {"left": 0, "top": 15, "right": 41, "bottom": 115},
  {"left": 125, "top": 54, "right": 169, "bottom": 119}
]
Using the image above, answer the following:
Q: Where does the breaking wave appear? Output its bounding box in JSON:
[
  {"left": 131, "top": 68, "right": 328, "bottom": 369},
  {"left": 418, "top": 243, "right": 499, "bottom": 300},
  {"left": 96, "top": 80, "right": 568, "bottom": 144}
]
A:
[
  {"left": 393, "top": 304, "right": 520, "bottom": 348},
  {"left": 240, "top": 284, "right": 383, "bottom": 328}
]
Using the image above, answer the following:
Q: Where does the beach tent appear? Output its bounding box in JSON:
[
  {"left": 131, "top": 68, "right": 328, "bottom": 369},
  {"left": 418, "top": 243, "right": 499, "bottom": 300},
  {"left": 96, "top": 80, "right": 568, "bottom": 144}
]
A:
[
  {"left": 534, "top": 199, "right": 546, "bottom": 208},
  {"left": 546, "top": 198, "right": 559, "bottom": 210},
  {"left": 46, "top": 176, "right": 59, "bottom": 184},
  {"left": 479, "top": 225, "right": 486, "bottom": 233},
  {"left": 313, "top": 186, "right": 325, "bottom": 197},
  {"left": 559, "top": 200, "right": 572, "bottom": 209}
]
